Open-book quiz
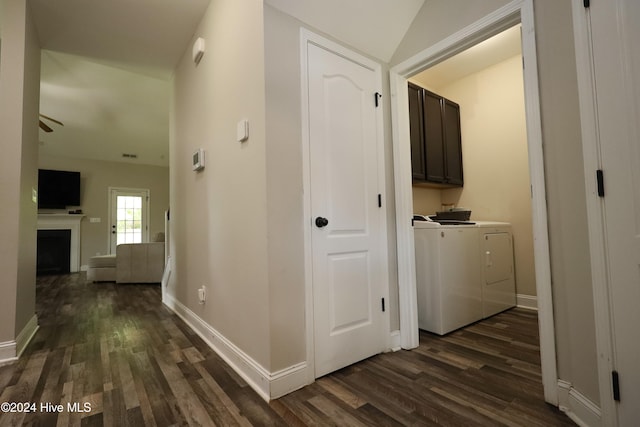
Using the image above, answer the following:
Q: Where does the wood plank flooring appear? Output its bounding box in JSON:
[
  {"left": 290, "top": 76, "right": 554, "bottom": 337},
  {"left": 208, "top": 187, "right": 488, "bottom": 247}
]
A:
[{"left": 0, "top": 273, "right": 574, "bottom": 426}]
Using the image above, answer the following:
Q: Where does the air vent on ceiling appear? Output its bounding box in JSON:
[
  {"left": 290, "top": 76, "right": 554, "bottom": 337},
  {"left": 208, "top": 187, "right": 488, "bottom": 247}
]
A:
[{"left": 122, "top": 153, "right": 138, "bottom": 159}]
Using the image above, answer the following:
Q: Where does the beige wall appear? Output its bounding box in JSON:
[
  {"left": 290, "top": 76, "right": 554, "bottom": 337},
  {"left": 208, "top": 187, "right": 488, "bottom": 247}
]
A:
[
  {"left": 0, "top": 0, "right": 40, "bottom": 344},
  {"left": 393, "top": 0, "right": 600, "bottom": 406},
  {"left": 171, "top": 0, "right": 272, "bottom": 369},
  {"left": 263, "top": 5, "right": 306, "bottom": 370},
  {"left": 412, "top": 55, "right": 537, "bottom": 297},
  {"left": 38, "top": 155, "right": 169, "bottom": 268}
]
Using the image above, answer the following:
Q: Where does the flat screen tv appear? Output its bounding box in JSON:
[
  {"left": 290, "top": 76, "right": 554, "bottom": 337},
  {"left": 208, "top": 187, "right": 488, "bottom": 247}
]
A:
[{"left": 38, "top": 169, "right": 81, "bottom": 209}]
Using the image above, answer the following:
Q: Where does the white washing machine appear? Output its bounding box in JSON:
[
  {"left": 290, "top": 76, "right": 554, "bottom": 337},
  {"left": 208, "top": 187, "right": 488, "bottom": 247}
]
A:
[
  {"left": 476, "top": 222, "right": 516, "bottom": 318},
  {"left": 414, "top": 220, "right": 482, "bottom": 335}
]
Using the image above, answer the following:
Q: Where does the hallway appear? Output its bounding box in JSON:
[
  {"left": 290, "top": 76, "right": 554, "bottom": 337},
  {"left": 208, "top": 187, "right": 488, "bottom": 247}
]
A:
[{"left": 0, "top": 274, "right": 573, "bottom": 426}]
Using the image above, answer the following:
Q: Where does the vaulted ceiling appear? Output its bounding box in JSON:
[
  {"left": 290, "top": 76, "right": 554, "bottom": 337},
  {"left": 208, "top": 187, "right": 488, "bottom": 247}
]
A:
[
  {"left": 26, "top": 0, "right": 428, "bottom": 167},
  {"left": 2, "top": 0, "right": 518, "bottom": 168}
]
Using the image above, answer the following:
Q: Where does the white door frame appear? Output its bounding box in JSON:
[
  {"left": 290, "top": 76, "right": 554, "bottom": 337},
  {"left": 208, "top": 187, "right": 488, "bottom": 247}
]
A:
[
  {"left": 389, "top": 0, "right": 558, "bottom": 404},
  {"left": 571, "top": 2, "right": 623, "bottom": 425},
  {"left": 300, "top": 28, "right": 390, "bottom": 383},
  {"left": 108, "top": 187, "right": 150, "bottom": 254}
]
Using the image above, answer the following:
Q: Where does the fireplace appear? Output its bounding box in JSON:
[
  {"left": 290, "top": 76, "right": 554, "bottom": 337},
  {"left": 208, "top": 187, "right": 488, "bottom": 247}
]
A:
[
  {"left": 37, "top": 229, "right": 72, "bottom": 275},
  {"left": 37, "top": 214, "right": 84, "bottom": 273}
]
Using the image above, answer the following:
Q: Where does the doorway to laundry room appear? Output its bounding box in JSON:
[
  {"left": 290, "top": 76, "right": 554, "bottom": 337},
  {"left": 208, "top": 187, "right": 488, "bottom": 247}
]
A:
[
  {"left": 409, "top": 24, "right": 537, "bottom": 318},
  {"left": 390, "top": 2, "right": 557, "bottom": 404}
]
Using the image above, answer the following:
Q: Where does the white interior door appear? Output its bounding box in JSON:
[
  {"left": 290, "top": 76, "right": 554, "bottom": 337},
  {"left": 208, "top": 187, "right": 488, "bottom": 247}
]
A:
[
  {"left": 586, "top": 0, "right": 640, "bottom": 423},
  {"left": 109, "top": 188, "right": 149, "bottom": 254},
  {"left": 306, "top": 41, "right": 388, "bottom": 378}
]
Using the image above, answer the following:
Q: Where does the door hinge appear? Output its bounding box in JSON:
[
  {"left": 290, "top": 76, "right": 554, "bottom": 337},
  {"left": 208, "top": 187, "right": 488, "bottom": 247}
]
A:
[
  {"left": 584, "top": 0, "right": 590, "bottom": 8},
  {"left": 612, "top": 370, "right": 620, "bottom": 401},
  {"left": 374, "top": 92, "right": 382, "bottom": 107},
  {"left": 378, "top": 194, "right": 382, "bottom": 208},
  {"left": 596, "top": 169, "right": 605, "bottom": 197},
  {"left": 381, "top": 297, "right": 386, "bottom": 312}
]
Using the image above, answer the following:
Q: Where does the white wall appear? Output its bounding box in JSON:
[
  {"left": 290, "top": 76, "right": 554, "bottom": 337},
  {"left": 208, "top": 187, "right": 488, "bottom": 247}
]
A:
[
  {"left": 170, "top": 0, "right": 271, "bottom": 370},
  {"left": 38, "top": 155, "right": 169, "bottom": 267},
  {"left": 0, "top": 0, "right": 40, "bottom": 350}
]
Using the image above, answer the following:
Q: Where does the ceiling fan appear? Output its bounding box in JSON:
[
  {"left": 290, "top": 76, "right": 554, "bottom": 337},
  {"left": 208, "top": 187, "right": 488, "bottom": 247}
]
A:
[{"left": 39, "top": 114, "right": 64, "bottom": 132}]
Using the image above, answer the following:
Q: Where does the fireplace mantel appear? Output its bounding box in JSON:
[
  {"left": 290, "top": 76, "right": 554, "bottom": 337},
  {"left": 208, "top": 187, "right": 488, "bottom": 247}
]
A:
[{"left": 37, "top": 214, "right": 84, "bottom": 272}]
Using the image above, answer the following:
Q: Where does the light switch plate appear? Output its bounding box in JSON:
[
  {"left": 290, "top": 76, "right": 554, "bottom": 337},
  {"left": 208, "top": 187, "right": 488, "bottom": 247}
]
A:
[
  {"left": 237, "top": 119, "right": 249, "bottom": 142},
  {"left": 193, "top": 37, "right": 205, "bottom": 64}
]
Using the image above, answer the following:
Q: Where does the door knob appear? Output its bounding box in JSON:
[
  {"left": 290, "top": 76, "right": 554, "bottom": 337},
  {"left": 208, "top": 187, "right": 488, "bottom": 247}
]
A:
[{"left": 315, "top": 217, "right": 329, "bottom": 228}]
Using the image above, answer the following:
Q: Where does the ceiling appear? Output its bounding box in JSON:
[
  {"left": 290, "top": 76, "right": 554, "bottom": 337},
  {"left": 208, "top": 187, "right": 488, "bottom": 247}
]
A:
[
  {"left": 411, "top": 24, "right": 522, "bottom": 90},
  {"left": 265, "top": 0, "right": 425, "bottom": 62},
  {"left": 4, "top": 1, "right": 518, "bottom": 168},
  {"left": 30, "top": 0, "right": 210, "bottom": 167}
]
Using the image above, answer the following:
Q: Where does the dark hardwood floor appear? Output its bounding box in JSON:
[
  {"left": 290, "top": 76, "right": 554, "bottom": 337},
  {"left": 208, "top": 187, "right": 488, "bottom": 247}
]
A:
[{"left": 0, "top": 273, "right": 574, "bottom": 426}]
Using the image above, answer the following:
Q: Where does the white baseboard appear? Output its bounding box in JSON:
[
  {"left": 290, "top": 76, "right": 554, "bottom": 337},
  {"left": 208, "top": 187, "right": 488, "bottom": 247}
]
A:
[
  {"left": 389, "top": 330, "right": 401, "bottom": 351},
  {"left": 557, "top": 380, "right": 601, "bottom": 427},
  {"left": 16, "top": 315, "right": 39, "bottom": 358},
  {"left": 162, "top": 293, "right": 309, "bottom": 401},
  {"left": 0, "top": 341, "right": 17, "bottom": 365},
  {"left": 0, "top": 314, "right": 39, "bottom": 365},
  {"left": 517, "top": 294, "right": 538, "bottom": 310}
]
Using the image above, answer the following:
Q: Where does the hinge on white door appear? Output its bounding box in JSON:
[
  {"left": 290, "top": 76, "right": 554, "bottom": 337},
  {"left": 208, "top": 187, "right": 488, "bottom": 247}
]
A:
[
  {"left": 378, "top": 194, "right": 382, "bottom": 208},
  {"left": 583, "top": 0, "right": 590, "bottom": 8},
  {"left": 596, "top": 170, "right": 605, "bottom": 197},
  {"left": 612, "top": 370, "right": 620, "bottom": 401},
  {"left": 381, "top": 298, "right": 386, "bottom": 312},
  {"left": 374, "top": 92, "right": 382, "bottom": 107}
]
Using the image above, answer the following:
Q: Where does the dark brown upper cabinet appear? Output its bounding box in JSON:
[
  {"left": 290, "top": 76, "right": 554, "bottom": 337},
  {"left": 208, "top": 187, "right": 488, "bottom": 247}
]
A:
[{"left": 408, "top": 82, "right": 463, "bottom": 187}]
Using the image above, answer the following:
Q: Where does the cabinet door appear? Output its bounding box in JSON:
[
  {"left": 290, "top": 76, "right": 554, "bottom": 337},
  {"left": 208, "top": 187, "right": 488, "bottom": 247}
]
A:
[
  {"left": 408, "top": 83, "right": 426, "bottom": 180},
  {"left": 443, "top": 99, "right": 463, "bottom": 186},
  {"left": 423, "top": 91, "right": 446, "bottom": 183}
]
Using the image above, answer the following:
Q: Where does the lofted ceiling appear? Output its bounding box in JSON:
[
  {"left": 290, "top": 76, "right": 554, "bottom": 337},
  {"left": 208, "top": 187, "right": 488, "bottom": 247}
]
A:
[
  {"left": 14, "top": 0, "right": 517, "bottom": 169},
  {"left": 31, "top": 0, "right": 211, "bottom": 167},
  {"left": 30, "top": 0, "right": 426, "bottom": 167}
]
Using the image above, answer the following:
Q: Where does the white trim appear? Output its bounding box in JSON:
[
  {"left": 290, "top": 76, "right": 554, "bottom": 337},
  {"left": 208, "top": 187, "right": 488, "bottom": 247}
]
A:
[
  {"left": 516, "top": 294, "right": 538, "bottom": 310},
  {"left": 15, "top": 315, "right": 39, "bottom": 358},
  {"left": 0, "top": 314, "right": 39, "bottom": 365},
  {"left": 389, "top": 330, "right": 401, "bottom": 352},
  {"left": 162, "top": 293, "right": 309, "bottom": 401},
  {"left": 299, "top": 28, "right": 392, "bottom": 382},
  {"left": 0, "top": 341, "right": 17, "bottom": 365},
  {"left": 558, "top": 380, "right": 602, "bottom": 427},
  {"left": 300, "top": 27, "right": 315, "bottom": 386},
  {"left": 390, "top": 0, "right": 558, "bottom": 405},
  {"left": 571, "top": 3, "right": 617, "bottom": 426}
]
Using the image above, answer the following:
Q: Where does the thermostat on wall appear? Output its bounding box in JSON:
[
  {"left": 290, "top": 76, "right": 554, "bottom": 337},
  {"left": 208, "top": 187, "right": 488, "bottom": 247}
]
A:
[{"left": 192, "top": 148, "right": 205, "bottom": 171}]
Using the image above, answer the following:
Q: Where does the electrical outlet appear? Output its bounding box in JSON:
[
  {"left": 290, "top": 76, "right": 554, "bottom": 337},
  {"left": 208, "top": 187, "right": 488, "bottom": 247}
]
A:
[{"left": 198, "top": 286, "right": 206, "bottom": 304}]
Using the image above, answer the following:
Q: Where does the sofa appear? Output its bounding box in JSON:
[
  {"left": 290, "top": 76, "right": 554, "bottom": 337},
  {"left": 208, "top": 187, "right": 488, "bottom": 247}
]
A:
[{"left": 87, "top": 237, "right": 165, "bottom": 283}]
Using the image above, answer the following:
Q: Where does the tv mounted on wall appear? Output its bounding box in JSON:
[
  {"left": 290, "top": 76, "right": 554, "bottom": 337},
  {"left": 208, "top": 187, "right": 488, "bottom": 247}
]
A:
[{"left": 38, "top": 169, "right": 81, "bottom": 209}]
